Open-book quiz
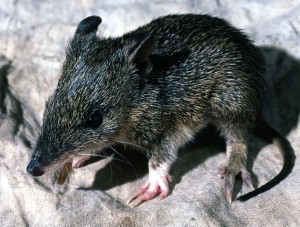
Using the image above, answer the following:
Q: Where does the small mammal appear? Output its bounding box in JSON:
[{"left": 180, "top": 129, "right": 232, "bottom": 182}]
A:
[{"left": 27, "top": 14, "right": 294, "bottom": 206}]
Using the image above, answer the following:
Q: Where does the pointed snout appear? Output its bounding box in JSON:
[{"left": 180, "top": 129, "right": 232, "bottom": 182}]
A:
[{"left": 26, "top": 159, "right": 45, "bottom": 176}]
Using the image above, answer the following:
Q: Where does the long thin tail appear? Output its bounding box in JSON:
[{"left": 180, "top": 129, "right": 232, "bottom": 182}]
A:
[{"left": 237, "top": 119, "right": 295, "bottom": 201}]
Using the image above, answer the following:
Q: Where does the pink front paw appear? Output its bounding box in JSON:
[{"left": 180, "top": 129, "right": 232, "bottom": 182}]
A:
[
  {"left": 72, "top": 155, "right": 92, "bottom": 168},
  {"left": 127, "top": 174, "right": 172, "bottom": 207}
]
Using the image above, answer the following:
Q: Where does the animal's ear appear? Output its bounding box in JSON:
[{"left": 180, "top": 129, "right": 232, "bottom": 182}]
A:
[
  {"left": 75, "top": 16, "right": 102, "bottom": 35},
  {"left": 151, "top": 49, "right": 191, "bottom": 73},
  {"left": 128, "top": 36, "right": 155, "bottom": 77}
]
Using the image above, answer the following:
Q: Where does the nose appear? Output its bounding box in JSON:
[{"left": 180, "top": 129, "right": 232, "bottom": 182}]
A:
[{"left": 26, "top": 160, "right": 45, "bottom": 176}]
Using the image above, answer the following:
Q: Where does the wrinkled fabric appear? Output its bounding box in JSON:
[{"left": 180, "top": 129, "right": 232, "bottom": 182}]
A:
[{"left": 0, "top": 0, "right": 300, "bottom": 226}]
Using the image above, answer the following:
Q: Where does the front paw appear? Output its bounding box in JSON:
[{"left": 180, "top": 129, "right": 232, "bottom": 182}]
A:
[{"left": 127, "top": 173, "right": 172, "bottom": 207}]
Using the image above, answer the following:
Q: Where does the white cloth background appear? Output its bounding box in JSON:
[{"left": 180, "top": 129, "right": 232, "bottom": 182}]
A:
[{"left": 0, "top": 0, "right": 300, "bottom": 226}]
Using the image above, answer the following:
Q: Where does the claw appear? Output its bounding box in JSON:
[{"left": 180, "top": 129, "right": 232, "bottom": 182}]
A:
[
  {"left": 224, "top": 173, "right": 235, "bottom": 203},
  {"left": 127, "top": 185, "right": 161, "bottom": 207},
  {"left": 127, "top": 183, "right": 151, "bottom": 205},
  {"left": 241, "top": 169, "right": 254, "bottom": 188},
  {"left": 129, "top": 197, "right": 144, "bottom": 208},
  {"left": 218, "top": 166, "right": 227, "bottom": 178}
]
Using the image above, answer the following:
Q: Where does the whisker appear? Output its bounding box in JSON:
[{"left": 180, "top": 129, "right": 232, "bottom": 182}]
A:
[
  {"left": 105, "top": 143, "right": 138, "bottom": 181},
  {"left": 76, "top": 153, "right": 133, "bottom": 164},
  {"left": 50, "top": 58, "right": 55, "bottom": 92},
  {"left": 108, "top": 153, "right": 113, "bottom": 183},
  {"left": 116, "top": 141, "right": 147, "bottom": 152},
  {"left": 101, "top": 149, "right": 113, "bottom": 183},
  {"left": 22, "top": 112, "right": 40, "bottom": 136},
  {"left": 76, "top": 153, "right": 108, "bottom": 158},
  {"left": 117, "top": 140, "right": 183, "bottom": 162}
]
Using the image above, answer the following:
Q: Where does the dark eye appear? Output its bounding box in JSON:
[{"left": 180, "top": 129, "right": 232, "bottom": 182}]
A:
[{"left": 86, "top": 112, "right": 103, "bottom": 128}]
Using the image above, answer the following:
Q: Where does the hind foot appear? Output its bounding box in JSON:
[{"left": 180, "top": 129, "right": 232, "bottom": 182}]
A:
[{"left": 218, "top": 166, "right": 254, "bottom": 202}]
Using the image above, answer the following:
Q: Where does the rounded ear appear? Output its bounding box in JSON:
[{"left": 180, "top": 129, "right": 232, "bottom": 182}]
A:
[
  {"left": 128, "top": 35, "right": 155, "bottom": 63},
  {"left": 128, "top": 36, "right": 156, "bottom": 77},
  {"left": 75, "top": 16, "right": 102, "bottom": 35}
]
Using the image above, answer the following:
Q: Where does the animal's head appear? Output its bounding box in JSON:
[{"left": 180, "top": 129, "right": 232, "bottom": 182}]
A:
[{"left": 26, "top": 16, "right": 157, "bottom": 176}]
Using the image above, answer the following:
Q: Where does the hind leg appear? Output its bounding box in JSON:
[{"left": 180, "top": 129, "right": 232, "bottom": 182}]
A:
[{"left": 218, "top": 126, "right": 254, "bottom": 202}]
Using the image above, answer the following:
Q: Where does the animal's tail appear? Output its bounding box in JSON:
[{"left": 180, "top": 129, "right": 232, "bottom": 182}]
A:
[{"left": 237, "top": 119, "right": 295, "bottom": 201}]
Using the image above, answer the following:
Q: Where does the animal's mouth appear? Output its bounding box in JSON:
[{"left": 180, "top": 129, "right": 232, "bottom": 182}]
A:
[
  {"left": 27, "top": 154, "right": 103, "bottom": 186},
  {"left": 26, "top": 155, "right": 73, "bottom": 177},
  {"left": 26, "top": 153, "right": 97, "bottom": 177},
  {"left": 27, "top": 142, "right": 114, "bottom": 177},
  {"left": 27, "top": 156, "right": 81, "bottom": 186}
]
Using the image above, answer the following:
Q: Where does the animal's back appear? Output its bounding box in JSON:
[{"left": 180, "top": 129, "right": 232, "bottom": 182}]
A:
[{"left": 123, "top": 14, "right": 265, "bottom": 127}]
